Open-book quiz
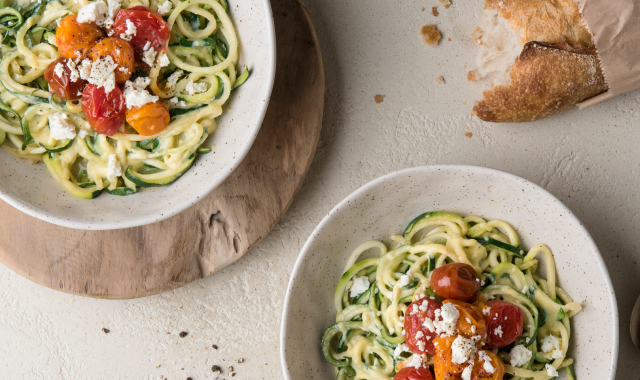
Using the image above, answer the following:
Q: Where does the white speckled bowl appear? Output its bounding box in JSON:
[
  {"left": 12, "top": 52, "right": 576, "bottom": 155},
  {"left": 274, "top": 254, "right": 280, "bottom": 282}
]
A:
[
  {"left": 0, "top": 1, "right": 275, "bottom": 230},
  {"left": 281, "top": 165, "right": 618, "bottom": 380}
]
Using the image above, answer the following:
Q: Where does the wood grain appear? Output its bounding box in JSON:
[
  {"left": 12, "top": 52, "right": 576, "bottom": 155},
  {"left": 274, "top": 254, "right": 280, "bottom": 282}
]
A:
[{"left": 0, "top": 0, "right": 324, "bottom": 299}]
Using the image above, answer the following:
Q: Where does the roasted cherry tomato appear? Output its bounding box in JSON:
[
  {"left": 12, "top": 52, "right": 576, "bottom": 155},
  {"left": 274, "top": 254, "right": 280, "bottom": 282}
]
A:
[
  {"left": 81, "top": 84, "right": 126, "bottom": 136},
  {"left": 443, "top": 299, "right": 487, "bottom": 340},
  {"left": 56, "top": 14, "right": 105, "bottom": 60},
  {"left": 430, "top": 263, "right": 481, "bottom": 303},
  {"left": 87, "top": 38, "right": 135, "bottom": 83},
  {"left": 470, "top": 350, "right": 505, "bottom": 380},
  {"left": 433, "top": 336, "right": 466, "bottom": 380},
  {"left": 125, "top": 101, "right": 170, "bottom": 136},
  {"left": 404, "top": 296, "right": 442, "bottom": 355},
  {"left": 394, "top": 367, "right": 435, "bottom": 380},
  {"left": 484, "top": 300, "right": 524, "bottom": 348},
  {"left": 44, "top": 58, "right": 86, "bottom": 100},
  {"left": 110, "top": 6, "right": 170, "bottom": 53}
]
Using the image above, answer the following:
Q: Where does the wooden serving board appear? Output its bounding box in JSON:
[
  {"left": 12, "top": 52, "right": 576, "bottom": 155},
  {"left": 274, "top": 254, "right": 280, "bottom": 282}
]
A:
[{"left": 0, "top": 0, "right": 324, "bottom": 299}]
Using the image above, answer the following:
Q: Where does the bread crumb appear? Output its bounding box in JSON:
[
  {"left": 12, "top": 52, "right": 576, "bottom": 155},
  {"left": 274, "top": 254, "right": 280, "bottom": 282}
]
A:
[
  {"left": 435, "top": 76, "right": 445, "bottom": 84},
  {"left": 448, "top": 37, "right": 451, "bottom": 41},
  {"left": 421, "top": 25, "right": 441, "bottom": 46},
  {"left": 464, "top": 132, "right": 473, "bottom": 138},
  {"left": 467, "top": 70, "right": 477, "bottom": 81},
  {"left": 422, "top": 7, "right": 425, "bottom": 11},
  {"left": 439, "top": 0, "right": 451, "bottom": 9},
  {"left": 432, "top": 6, "right": 439, "bottom": 16},
  {"left": 374, "top": 94, "right": 385, "bottom": 103}
]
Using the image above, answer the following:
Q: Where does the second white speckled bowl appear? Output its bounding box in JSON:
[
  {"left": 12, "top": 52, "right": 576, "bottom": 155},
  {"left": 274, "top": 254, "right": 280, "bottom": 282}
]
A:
[
  {"left": 0, "top": 0, "right": 276, "bottom": 230},
  {"left": 280, "top": 165, "right": 618, "bottom": 380}
]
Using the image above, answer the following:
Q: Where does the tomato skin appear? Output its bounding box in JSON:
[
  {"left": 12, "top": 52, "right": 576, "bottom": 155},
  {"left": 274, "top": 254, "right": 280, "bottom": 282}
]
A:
[
  {"left": 81, "top": 84, "right": 126, "bottom": 136},
  {"left": 56, "top": 14, "right": 106, "bottom": 60},
  {"left": 404, "top": 296, "right": 442, "bottom": 355},
  {"left": 430, "top": 263, "right": 481, "bottom": 303},
  {"left": 87, "top": 38, "right": 135, "bottom": 83},
  {"left": 110, "top": 6, "right": 170, "bottom": 53},
  {"left": 44, "top": 58, "right": 86, "bottom": 100},
  {"left": 484, "top": 300, "right": 524, "bottom": 348},
  {"left": 125, "top": 101, "right": 170, "bottom": 136},
  {"left": 394, "top": 367, "right": 435, "bottom": 380},
  {"left": 442, "top": 299, "right": 487, "bottom": 340},
  {"left": 433, "top": 336, "right": 466, "bottom": 380},
  {"left": 471, "top": 350, "right": 505, "bottom": 380}
]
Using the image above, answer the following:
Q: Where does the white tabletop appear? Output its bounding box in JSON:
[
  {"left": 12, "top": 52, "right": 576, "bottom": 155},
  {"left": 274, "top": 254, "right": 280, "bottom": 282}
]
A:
[{"left": 1, "top": 0, "right": 638, "bottom": 378}]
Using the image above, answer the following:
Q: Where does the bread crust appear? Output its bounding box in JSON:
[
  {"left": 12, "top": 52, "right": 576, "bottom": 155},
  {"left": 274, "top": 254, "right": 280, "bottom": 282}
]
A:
[
  {"left": 484, "top": 0, "right": 593, "bottom": 49},
  {"left": 472, "top": 42, "right": 607, "bottom": 123}
]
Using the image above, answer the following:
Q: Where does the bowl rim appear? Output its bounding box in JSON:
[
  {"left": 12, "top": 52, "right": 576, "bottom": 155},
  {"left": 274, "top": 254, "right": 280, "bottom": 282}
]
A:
[
  {"left": 279, "top": 164, "right": 619, "bottom": 380},
  {"left": 0, "top": 0, "right": 277, "bottom": 230}
]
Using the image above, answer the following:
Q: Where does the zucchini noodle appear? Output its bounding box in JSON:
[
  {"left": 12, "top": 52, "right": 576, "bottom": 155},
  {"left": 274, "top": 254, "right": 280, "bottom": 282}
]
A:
[
  {"left": 322, "top": 212, "right": 582, "bottom": 380},
  {"left": 0, "top": 0, "right": 250, "bottom": 198}
]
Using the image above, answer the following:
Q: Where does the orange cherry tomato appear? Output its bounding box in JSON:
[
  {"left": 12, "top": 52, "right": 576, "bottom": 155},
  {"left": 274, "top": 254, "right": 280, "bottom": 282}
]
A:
[
  {"left": 87, "top": 38, "right": 135, "bottom": 83},
  {"left": 442, "top": 299, "right": 487, "bottom": 340},
  {"left": 81, "top": 84, "right": 126, "bottom": 136},
  {"left": 431, "top": 263, "right": 481, "bottom": 303},
  {"left": 394, "top": 367, "right": 436, "bottom": 380},
  {"left": 484, "top": 300, "right": 524, "bottom": 348},
  {"left": 433, "top": 336, "right": 466, "bottom": 380},
  {"left": 44, "top": 58, "right": 86, "bottom": 100},
  {"left": 56, "top": 14, "right": 106, "bottom": 60},
  {"left": 470, "top": 350, "right": 505, "bottom": 380},
  {"left": 125, "top": 101, "right": 170, "bottom": 136},
  {"left": 110, "top": 6, "right": 170, "bottom": 54},
  {"left": 404, "top": 296, "right": 442, "bottom": 355}
]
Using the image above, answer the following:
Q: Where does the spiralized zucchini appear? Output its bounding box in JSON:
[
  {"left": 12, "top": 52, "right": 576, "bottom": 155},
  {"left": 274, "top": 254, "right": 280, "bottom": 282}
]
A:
[
  {"left": 323, "top": 212, "right": 582, "bottom": 380},
  {"left": 0, "top": 0, "right": 250, "bottom": 197}
]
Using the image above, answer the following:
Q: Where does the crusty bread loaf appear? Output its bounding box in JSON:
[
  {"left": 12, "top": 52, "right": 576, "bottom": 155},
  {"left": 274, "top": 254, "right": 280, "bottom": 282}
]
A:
[{"left": 471, "top": 0, "right": 608, "bottom": 122}]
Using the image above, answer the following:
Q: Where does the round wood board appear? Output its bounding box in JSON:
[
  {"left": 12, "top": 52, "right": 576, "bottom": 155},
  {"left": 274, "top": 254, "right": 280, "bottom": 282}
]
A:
[{"left": 0, "top": 0, "right": 324, "bottom": 299}]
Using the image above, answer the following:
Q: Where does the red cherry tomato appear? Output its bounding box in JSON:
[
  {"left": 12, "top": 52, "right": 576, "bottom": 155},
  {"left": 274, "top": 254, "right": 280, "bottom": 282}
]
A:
[
  {"left": 430, "top": 263, "right": 481, "bottom": 303},
  {"left": 394, "top": 367, "right": 435, "bottom": 380},
  {"left": 81, "top": 84, "right": 126, "bottom": 136},
  {"left": 484, "top": 300, "right": 524, "bottom": 348},
  {"left": 404, "top": 296, "right": 441, "bottom": 355},
  {"left": 44, "top": 58, "right": 86, "bottom": 100},
  {"left": 110, "top": 6, "right": 170, "bottom": 54}
]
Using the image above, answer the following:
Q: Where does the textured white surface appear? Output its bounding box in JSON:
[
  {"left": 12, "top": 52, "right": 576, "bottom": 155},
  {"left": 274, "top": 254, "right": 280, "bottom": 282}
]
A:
[{"left": 1, "top": 0, "right": 639, "bottom": 378}]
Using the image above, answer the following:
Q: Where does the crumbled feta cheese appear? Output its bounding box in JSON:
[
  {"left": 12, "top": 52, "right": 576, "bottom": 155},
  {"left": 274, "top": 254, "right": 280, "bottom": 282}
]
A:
[
  {"left": 157, "top": 0, "right": 173, "bottom": 15},
  {"left": 88, "top": 56, "right": 118, "bottom": 93},
  {"left": 79, "top": 59, "right": 92, "bottom": 80},
  {"left": 169, "top": 96, "right": 179, "bottom": 104},
  {"left": 433, "top": 303, "right": 459, "bottom": 336},
  {"left": 76, "top": 1, "right": 108, "bottom": 26},
  {"left": 422, "top": 317, "right": 434, "bottom": 332},
  {"left": 66, "top": 60, "right": 79, "bottom": 82},
  {"left": 388, "top": 327, "right": 395, "bottom": 334},
  {"left": 540, "top": 335, "right": 563, "bottom": 359},
  {"left": 481, "top": 279, "right": 485, "bottom": 286},
  {"left": 123, "top": 79, "right": 159, "bottom": 109},
  {"left": 107, "top": 154, "right": 122, "bottom": 179},
  {"left": 494, "top": 325, "right": 503, "bottom": 337},
  {"left": 394, "top": 343, "right": 410, "bottom": 357},
  {"left": 120, "top": 19, "right": 137, "bottom": 41},
  {"left": 78, "top": 129, "right": 88, "bottom": 139},
  {"left": 406, "top": 354, "right": 424, "bottom": 369},
  {"left": 545, "top": 364, "right": 558, "bottom": 377},
  {"left": 48, "top": 113, "right": 76, "bottom": 140},
  {"left": 478, "top": 351, "right": 495, "bottom": 373},
  {"left": 465, "top": 318, "right": 471, "bottom": 323},
  {"left": 415, "top": 331, "right": 424, "bottom": 339},
  {"left": 482, "top": 307, "right": 491, "bottom": 316},
  {"left": 451, "top": 336, "right": 477, "bottom": 365},
  {"left": 471, "top": 325, "right": 476, "bottom": 334},
  {"left": 185, "top": 80, "right": 208, "bottom": 96},
  {"left": 509, "top": 345, "right": 532, "bottom": 367},
  {"left": 348, "top": 276, "right": 370, "bottom": 298},
  {"left": 54, "top": 62, "right": 64, "bottom": 78},
  {"left": 157, "top": 53, "right": 170, "bottom": 67},
  {"left": 104, "top": 0, "right": 122, "bottom": 29},
  {"left": 142, "top": 42, "right": 157, "bottom": 66},
  {"left": 522, "top": 287, "right": 527, "bottom": 294},
  {"left": 461, "top": 365, "right": 473, "bottom": 380}
]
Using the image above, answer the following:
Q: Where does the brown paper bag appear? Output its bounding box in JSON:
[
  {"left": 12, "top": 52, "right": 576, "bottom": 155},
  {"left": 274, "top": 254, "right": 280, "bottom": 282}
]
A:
[{"left": 576, "top": 0, "right": 640, "bottom": 108}]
